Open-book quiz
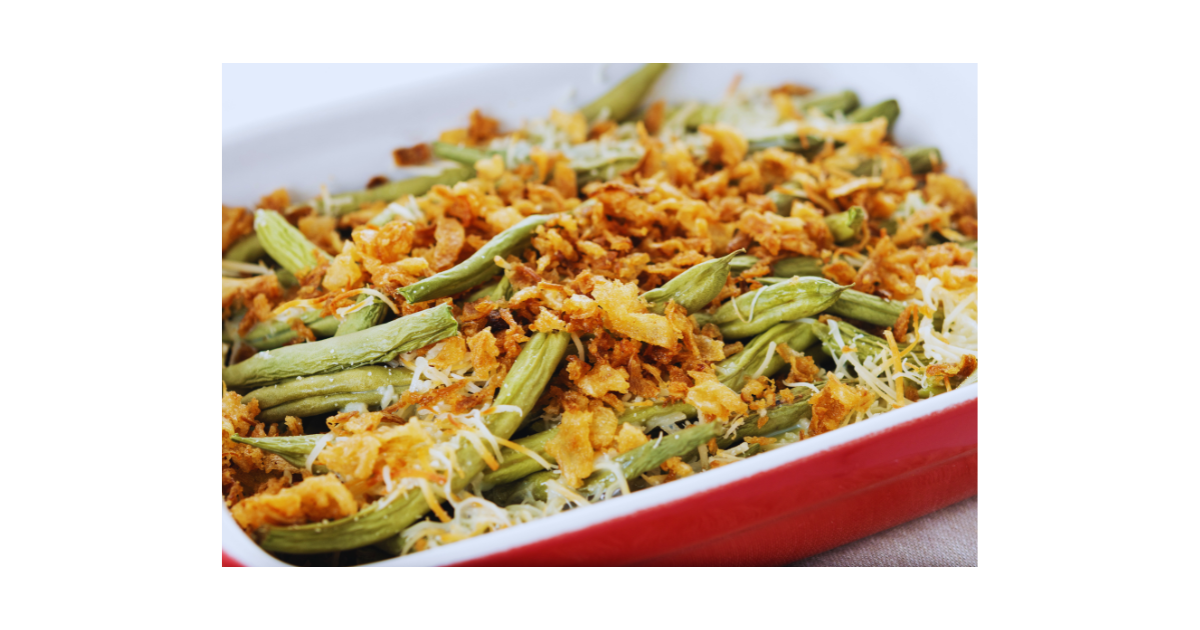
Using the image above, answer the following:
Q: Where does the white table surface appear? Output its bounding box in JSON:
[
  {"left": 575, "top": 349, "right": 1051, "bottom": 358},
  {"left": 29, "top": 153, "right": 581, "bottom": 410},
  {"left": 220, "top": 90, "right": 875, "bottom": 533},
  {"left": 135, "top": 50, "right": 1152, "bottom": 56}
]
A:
[{"left": 222, "top": 63, "right": 977, "bottom": 567}]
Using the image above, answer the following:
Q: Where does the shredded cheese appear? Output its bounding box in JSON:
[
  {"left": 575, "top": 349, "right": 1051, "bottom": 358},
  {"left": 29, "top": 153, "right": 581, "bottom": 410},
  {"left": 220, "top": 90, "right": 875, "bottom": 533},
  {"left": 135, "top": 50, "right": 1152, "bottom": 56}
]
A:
[
  {"left": 305, "top": 432, "right": 335, "bottom": 473},
  {"left": 222, "top": 260, "right": 273, "bottom": 276},
  {"left": 590, "top": 455, "right": 631, "bottom": 498},
  {"left": 571, "top": 333, "right": 586, "bottom": 363},
  {"left": 494, "top": 437, "right": 553, "bottom": 471},
  {"left": 753, "top": 341, "right": 778, "bottom": 378},
  {"left": 418, "top": 479, "right": 453, "bottom": 523},
  {"left": 381, "top": 465, "right": 393, "bottom": 493},
  {"left": 731, "top": 293, "right": 746, "bottom": 322},
  {"left": 351, "top": 288, "right": 401, "bottom": 315},
  {"left": 544, "top": 478, "right": 590, "bottom": 506},
  {"left": 747, "top": 286, "right": 766, "bottom": 322}
]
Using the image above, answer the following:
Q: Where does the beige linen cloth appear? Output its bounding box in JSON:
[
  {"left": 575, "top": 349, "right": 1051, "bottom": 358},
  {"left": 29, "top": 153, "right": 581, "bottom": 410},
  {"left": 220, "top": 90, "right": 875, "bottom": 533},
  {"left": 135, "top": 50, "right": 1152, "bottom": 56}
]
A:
[{"left": 789, "top": 496, "right": 977, "bottom": 566}]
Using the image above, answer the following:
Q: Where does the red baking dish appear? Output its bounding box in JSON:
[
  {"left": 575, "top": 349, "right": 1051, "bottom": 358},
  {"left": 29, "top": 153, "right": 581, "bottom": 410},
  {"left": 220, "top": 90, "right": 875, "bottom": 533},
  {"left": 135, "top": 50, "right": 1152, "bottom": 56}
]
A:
[{"left": 222, "top": 63, "right": 978, "bottom": 567}]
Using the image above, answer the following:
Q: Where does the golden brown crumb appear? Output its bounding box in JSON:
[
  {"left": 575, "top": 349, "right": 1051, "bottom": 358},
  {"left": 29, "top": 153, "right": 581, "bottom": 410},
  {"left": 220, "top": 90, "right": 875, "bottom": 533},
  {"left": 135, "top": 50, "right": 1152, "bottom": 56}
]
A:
[
  {"left": 288, "top": 318, "right": 316, "bottom": 343},
  {"left": 222, "top": 205, "right": 254, "bottom": 253},
  {"left": 392, "top": 143, "right": 432, "bottom": 166},
  {"left": 231, "top": 475, "right": 358, "bottom": 534},
  {"left": 299, "top": 215, "right": 343, "bottom": 256},
  {"left": 892, "top": 304, "right": 919, "bottom": 343},
  {"left": 467, "top": 109, "right": 500, "bottom": 145},
  {"left": 686, "top": 372, "right": 748, "bottom": 421},
  {"left": 258, "top": 188, "right": 290, "bottom": 212},
  {"left": 809, "top": 375, "right": 873, "bottom": 436},
  {"left": 776, "top": 346, "right": 819, "bottom": 385},
  {"left": 545, "top": 392, "right": 597, "bottom": 487},
  {"left": 661, "top": 457, "right": 694, "bottom": 481}
]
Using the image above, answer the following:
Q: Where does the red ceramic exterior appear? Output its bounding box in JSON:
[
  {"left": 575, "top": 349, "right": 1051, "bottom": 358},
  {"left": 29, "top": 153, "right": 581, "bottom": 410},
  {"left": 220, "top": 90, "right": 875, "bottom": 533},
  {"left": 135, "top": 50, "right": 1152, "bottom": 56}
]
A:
[{"left": 223, "top": 396, "right": 975, "bottom": 566}]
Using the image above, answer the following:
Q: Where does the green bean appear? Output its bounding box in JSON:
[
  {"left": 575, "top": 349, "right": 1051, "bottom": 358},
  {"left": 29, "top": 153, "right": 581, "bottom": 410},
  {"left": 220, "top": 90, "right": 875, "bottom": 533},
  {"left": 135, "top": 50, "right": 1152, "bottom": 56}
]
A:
[
  {"left": 917, "top": 383, "right": 946, "bottom": 399},
  {"left": 397, "top": 213, "right": 558, "bottom": 304},
  {"left": 825, "top": 289, "right": 905, "bottom": 327},
  {"left": 716, "top": 386, "right": 819, "bottom": 448},
  {"left": 224, "top": 233, "right": 266, "bottom": 264},
  {"left": 257, "top": 331, "right": 569, "bottom": 555},
  {"left": 847, "top": 148, "right": 939, "bottom": 178},
  {"left": 747, "top": 133, "right": 826, "bottom": 157},
  {"left": 230, "top": 435, "right": 323, "bottom": 470},
  {"left": 903, "top": 146, "right": 942, "bottom": 175},
  {"left": 465, "top": 277, "right": 501, "bottom": 303},
  {"left": 276, "top": 269, "right": 298, "bottom": 288},
  {"left": 489, "top": 276, "right": 514, "bottom": 301},
  {"left": 430, "top": 142, "right": 494, "bottom": 167},
  {"left": 825, "top": 206, "right": 865, "bottom": 243},
  {"left": 847, "top": 99, "right": 900, "bottom": 132},
  {"left": 804, "top": 339, "right": 832, "bottom": 364},
  {"left": 793, "top": 90, "right": 860, "bottom": 116},
  {"left": 257, "top": 392, "right": 386, "bottom": 423},
  {"left": 246, "top": 365, "right": 413, "bottom": 410},
  {"left": 253, "top": 210, "right": 322, "bottom": 274},
  {"left": 766, "top": 190, "right": 800, "bottom": 215},
  {"left": 813, "top": 318, "right": 884, "bottom": 363},
  {"left": 463, "top": 275, "right": 514, "bottom": 303},
  {"left": 335, "top": 295, "right": 387, "bottom": 337},
  {"left": 311, "top": 166, "right": 474, "bottom": 218},
  {"left": 813, "top": 319, "right": 928, "bottom": 368},
  {"left": 242, "top": 312, "right": 339, "bottom": 351},
  {"left": 222, "top": 303, "right": 458, "bottom": 390},
  {"left": 582, "top": 422, "right": 721, "bottom": 495},
  {"left": 574, "top": 156, "right": 644, "bottom": 187},
  {"left": 579, "top": 63, "right": 669, "bottom": 123},
  {"left": 642, "top": 251, "right": 739, "bottom": 315},
  {"left": 714, "top": 322, "right": 816, "bottom": 390},
  {"left": 480, "top": 401, "right": 698, "bottom": 491},
  {"left": 478, "top": 429, "right": 557, "bottom": 489},
  {"left": 776, "top": 257, "right": 826, "bottom": 278},
  {"left": 729, "top": 253, "right": 824, "bottom": 278},
  {"left": 488, "top": 420, "right": 724, "bottom": 505},
  {"left": 694, "top": 277, "right": 847, "bottom": 339},
  {"left": 729, "top": 255, "right": 759, "bottom": 272}
]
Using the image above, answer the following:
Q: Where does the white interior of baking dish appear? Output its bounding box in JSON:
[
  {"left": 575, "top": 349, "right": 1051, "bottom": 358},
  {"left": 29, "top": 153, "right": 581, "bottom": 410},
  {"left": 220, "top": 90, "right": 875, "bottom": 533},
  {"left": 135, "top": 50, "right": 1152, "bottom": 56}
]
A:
[{"left": 221, "top": 63, "right": 978, "bottom": 567}]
